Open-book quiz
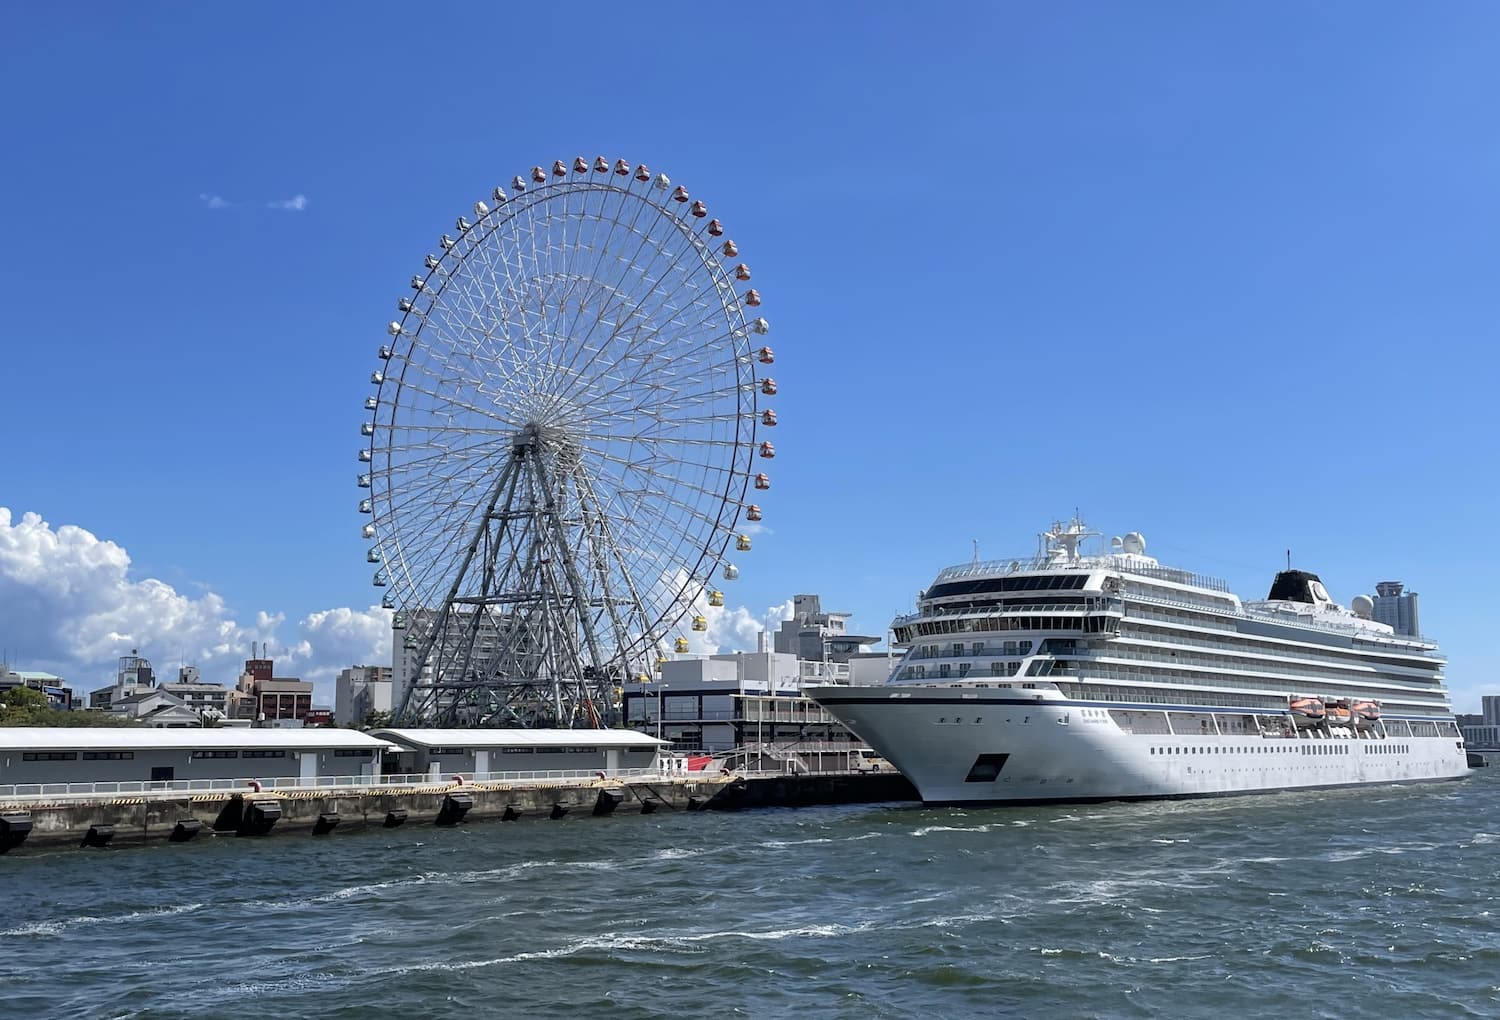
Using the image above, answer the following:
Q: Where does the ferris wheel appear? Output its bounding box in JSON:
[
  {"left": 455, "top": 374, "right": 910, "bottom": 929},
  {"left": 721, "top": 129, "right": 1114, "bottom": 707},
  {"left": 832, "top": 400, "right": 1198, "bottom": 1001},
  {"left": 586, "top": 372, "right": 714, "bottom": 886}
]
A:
[{"left": 357, "top": 157, "right": 777, "bottom": 727}]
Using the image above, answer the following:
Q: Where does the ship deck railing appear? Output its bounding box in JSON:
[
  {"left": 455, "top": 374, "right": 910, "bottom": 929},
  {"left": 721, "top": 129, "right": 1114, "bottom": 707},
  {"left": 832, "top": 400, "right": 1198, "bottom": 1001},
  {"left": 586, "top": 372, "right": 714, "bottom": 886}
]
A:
[{"left": 934, "top": 557, "right": 1231, "bottom": 593}]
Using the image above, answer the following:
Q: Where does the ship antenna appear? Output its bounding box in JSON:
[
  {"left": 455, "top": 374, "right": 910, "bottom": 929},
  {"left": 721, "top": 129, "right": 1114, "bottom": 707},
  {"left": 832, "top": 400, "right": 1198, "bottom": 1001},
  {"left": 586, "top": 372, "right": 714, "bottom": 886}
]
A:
[
  {"left": 1286, "top": 548, "right": 1291, "bottom": 570},
  {"left": 972, "top": 538, "right": 979, "bottom": 565}
]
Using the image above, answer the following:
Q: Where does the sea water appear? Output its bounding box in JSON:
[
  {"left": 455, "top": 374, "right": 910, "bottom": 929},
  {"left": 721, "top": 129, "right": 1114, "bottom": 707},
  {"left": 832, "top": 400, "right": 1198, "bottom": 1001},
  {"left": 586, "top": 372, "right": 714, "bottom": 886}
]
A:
[{"left": 4, "top": 770, "right": 1499, "bottom": 1018}]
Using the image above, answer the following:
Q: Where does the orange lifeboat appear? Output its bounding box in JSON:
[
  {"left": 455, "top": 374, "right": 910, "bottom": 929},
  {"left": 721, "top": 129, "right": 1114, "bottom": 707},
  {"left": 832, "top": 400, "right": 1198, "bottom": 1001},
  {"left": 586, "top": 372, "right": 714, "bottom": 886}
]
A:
[
  {"left": 1325, "top": 702, "right": 1354, "bottom": 728},
  {"left": 1352, "top": 700, "right": 1380, "bottom": 727},
  {"left": 1289, "top": 696, "right": 1325, "bottom": 727}
]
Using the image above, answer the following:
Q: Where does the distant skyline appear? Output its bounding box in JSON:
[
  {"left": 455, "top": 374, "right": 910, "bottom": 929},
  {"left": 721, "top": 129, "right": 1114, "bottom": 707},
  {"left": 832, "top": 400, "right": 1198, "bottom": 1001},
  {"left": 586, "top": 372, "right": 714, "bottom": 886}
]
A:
[{"left": 3, "top": 3, "right": 1496, "bottom": 708}]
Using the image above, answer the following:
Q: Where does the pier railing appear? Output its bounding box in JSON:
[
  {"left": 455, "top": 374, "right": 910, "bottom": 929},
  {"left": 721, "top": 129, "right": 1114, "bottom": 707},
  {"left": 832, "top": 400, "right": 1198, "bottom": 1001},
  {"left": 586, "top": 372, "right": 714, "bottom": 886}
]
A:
[{"left": 0, "top": 765, "right": 679, "bottom": 803}]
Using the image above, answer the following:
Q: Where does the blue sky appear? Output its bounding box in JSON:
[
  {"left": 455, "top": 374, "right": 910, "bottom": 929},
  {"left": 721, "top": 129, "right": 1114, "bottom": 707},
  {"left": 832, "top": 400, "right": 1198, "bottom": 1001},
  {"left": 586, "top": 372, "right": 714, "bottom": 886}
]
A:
[{"left": 2, "top": 3, "right": 1496, "bottom": 706}]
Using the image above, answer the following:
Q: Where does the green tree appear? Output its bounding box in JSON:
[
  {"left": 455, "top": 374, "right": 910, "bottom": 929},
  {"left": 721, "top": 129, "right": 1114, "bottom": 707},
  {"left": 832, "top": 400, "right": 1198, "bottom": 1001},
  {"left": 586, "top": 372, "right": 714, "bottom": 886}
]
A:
[
  {"left": 360, "top": 709, "right": 393, "bottom": 730},
  {"left": 0, "top": 685, "right": 134, "bottom": 727},
  {"left": 0, "top": 685, "right": 49, "bottom": 723}
]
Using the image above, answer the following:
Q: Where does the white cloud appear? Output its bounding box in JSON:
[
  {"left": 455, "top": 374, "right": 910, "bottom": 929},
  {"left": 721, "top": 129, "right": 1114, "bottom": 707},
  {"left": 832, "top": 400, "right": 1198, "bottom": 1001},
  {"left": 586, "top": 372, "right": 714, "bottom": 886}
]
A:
[
  {"left": 0, "top": 508, "right": 387, "bottom": 702},
  {"left": 267, "top": 194, "right": 308, "bottom": 211},
  {"left": 198, "top": 193, "right": 233, "bottom": 210}
]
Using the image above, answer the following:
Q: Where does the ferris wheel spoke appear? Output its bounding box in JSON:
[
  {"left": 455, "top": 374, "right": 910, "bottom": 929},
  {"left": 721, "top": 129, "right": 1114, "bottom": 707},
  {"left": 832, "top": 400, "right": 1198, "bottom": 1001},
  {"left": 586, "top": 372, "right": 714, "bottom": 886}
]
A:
[
  {"left": 534, "top": 185, "right": 667, "bottom": 402},
  {"left": 540, "top": 237, "right": 720, "bottom": 411},
  {"left": 366, "top": 160, "right": 771, "bottom": 726}
]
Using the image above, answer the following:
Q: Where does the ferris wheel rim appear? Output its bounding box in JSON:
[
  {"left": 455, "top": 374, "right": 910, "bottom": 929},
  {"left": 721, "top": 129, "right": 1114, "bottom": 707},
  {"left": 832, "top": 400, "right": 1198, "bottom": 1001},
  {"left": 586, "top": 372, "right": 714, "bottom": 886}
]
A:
[{"left": 359, "top": 158, "right": 774, "bottom": 663}]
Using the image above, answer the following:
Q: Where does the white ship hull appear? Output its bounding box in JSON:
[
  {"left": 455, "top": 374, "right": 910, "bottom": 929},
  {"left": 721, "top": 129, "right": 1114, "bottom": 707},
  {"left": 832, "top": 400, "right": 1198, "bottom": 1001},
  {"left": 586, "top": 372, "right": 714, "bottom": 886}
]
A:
[{"left": 810, "top": 685, "right": 1470, "bottom": 805}]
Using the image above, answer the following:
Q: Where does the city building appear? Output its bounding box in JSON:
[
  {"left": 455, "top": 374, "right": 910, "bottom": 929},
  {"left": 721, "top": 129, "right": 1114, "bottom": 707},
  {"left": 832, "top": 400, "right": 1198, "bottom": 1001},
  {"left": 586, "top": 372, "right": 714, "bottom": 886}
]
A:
[
  {"left": 1372, "top": 581, "right": 1421, "bottom": 637},
  {"left": 391, "top": 607, "right": 504, "bottom": 716},
  {"left": 109, "top": 688, "right": 204, "bottom": 727},
  {"left": 90, "top": 650, "right": 158, "bottom": 711},
  {"left": 160, "top": 679, "right": 230, "bottom": 722},
  {"left": 254, "top": 678, "right": 314, "bottom": 722},
  {"left": 0, "top": 664, "right": 74, "bottom": 710},
  {"left": 1461, "top": 698, "right": 1500, "bottom": 750},
  {"left": 227, "top": 652, "right": 313, "bottom": 723},
  {"left": 0, "top": 728, "right": 396, "bottom": 786},
  {"left": 335, "top": 665, "right": 393, "bottom": 726},
  {"left": 621, "top": 649, "right": 869, "bottom": 771},
  {"left": 772, "top": 594, "right": 882, "bottom": 681}
]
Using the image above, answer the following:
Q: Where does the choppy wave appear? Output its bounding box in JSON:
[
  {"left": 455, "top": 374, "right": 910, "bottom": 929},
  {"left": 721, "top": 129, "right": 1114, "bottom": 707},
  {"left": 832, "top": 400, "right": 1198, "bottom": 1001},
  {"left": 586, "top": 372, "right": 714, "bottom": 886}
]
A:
[{"left": 3, "top": 772, "right": 1498, "bottom": 1018}]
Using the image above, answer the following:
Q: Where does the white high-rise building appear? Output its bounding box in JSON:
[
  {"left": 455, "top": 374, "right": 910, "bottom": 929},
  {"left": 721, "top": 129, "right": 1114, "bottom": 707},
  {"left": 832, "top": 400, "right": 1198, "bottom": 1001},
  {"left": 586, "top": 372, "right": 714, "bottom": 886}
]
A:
[
  {"left": 335, "top": 665, "right": 393, "bottom": 726},
  {"left": 390, "top": 607, "right": 504, "bottom": 716}
]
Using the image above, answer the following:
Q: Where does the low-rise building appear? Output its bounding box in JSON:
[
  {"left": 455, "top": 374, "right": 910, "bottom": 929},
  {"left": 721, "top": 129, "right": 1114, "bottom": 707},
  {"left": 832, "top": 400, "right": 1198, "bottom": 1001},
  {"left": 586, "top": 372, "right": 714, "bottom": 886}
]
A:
[
  {"left": 160, "top": 681, "right": 230, "bottom": 721},
  {"left": 0, "top": 728, "right": 396, "bottom": 787},
  {"left": 621, "top": 651, "right": 867, "bottom": 770},
  {"left": 109, "top": 688, "right": 204, "bottom": 727},
  {"left": 0, "top": 665, "right": 74, "bottom": 710},
  {"left": 374, "top": 728, "right": 665, "bottom": 779}
]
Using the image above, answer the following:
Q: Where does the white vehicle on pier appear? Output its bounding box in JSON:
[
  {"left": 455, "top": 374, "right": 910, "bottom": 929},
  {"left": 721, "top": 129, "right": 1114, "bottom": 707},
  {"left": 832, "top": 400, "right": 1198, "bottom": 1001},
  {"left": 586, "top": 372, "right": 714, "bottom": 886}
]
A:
[{"left": 808, "top": 518, "right": 1468, "bottom": 805}]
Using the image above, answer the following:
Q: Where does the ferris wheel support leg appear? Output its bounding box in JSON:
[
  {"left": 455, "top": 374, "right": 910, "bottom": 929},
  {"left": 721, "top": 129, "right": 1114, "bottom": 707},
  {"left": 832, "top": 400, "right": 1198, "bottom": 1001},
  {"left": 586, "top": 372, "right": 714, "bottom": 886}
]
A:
[
  {"left": 528, "top": 441, "right": 614, "bottom": 724},
  {"left": 391, "top": 451, "right": 525, "bottom": 726}
]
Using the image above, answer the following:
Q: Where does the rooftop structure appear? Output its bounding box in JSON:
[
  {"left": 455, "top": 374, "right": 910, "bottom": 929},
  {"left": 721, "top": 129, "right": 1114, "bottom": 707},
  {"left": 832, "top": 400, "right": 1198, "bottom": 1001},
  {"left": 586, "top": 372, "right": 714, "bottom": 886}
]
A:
[
  {"left": 1372, "top": 580, "right": 1421, "bottom": 638},
  {"left": 773, "top": 594, "right": 881, "bottom": 665}
]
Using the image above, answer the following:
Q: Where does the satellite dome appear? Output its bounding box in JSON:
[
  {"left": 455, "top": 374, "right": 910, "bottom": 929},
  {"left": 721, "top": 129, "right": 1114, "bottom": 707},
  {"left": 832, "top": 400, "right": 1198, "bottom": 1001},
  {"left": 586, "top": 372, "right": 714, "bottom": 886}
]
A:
[
  {"left": 1121, "top": 532, "right": 1146, "bottom": 555},
  {"left": 1350, "top": 594, "right": 1374, "bottom": 619}
]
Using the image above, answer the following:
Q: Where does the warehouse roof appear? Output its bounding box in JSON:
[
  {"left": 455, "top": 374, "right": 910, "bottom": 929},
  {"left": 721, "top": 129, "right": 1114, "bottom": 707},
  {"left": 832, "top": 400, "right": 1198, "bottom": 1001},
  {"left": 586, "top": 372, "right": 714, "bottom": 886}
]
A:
[
  {"left": 0, "top": 727, "right": 395, "bottom": 751},
  {"left": 374, "top": 728, "right": 666, "bottom": 749}
]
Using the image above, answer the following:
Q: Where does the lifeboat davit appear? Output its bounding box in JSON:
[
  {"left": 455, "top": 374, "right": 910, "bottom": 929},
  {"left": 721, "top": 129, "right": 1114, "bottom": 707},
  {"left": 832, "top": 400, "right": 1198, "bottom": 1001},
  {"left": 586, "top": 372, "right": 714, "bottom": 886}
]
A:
[
  {"left": 1352, "top": 700, "right": 1381, "bottom": 727},
  {"left": 1289, "top": 696, "right": 1325, "bottom": 727}
]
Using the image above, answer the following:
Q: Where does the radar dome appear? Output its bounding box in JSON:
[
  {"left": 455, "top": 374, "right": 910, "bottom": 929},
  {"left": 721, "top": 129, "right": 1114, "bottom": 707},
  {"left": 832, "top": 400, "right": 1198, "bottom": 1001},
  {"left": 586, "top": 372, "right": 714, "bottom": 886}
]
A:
[
  {"left": 1350, "top": 594, "right": 1374, "bottom": 619},
  {"left": 1121, "top": 532, "right": 1146, "bottom": 555}
]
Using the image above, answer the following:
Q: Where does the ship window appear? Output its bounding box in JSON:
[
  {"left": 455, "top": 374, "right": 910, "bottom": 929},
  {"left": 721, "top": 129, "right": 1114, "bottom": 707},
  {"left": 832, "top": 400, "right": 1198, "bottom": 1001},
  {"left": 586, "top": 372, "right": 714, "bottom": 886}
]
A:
[{"left": 964, "top": 753, "right": 1009, "bottom": 782}]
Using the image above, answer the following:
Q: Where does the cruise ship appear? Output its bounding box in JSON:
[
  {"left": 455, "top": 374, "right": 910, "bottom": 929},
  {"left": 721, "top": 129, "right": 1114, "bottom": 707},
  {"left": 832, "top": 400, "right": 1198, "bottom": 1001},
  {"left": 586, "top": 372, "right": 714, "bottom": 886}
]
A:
[{"left": 808, "top": 519, "right": 1468, "bottom": 805}]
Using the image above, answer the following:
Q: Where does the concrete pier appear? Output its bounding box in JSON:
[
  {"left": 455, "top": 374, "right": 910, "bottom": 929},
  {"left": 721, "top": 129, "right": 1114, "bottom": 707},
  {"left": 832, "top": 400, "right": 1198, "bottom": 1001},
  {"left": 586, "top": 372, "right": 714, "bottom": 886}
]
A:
[
  {"left": 1, "top": 774, "right": 727, "bottom": 851},
  {"left": 0, "top": 770, "right": 916, "bottom": 854}
]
